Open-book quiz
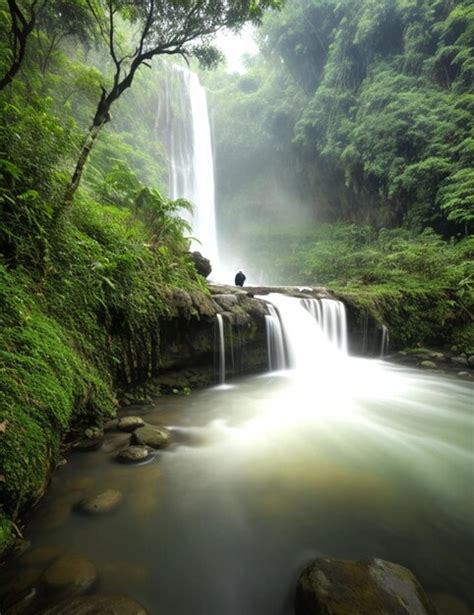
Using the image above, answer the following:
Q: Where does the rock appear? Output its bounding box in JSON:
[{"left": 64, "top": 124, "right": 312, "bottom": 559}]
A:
[
  {"left": 295, "top": 557, "right": 437, "bottom": 615},
  {"left": 102, "top": 432, "right": 131, "bottom": 454},
  {"left": 41, "top": 554, "right": 97, "bottom": 596},
  {"left": 457, "top": 371, "right": 471, "bottom": 379},
  {"left": 116, "top": 446, "right": 151, "bottom": 463},
  {"left": 468, "top": 355, "right": 474, "bottom": 366},
  {"left": 190, "top": 251, "right": 212, "bottom": 278},
  {"left": 451, "top": 356, "right": 468, "bottom": 366},
  {"left": 72, "top": 438, "right": 103, "bottom": 452},
  {"left": 131, "top": 425, "right": 170, "bottom": 450},
  {"left": 84, "top": 426, "right": 104, "bottom": 439},
  {"left": 104, "top": 418, "right": 119, "bottom": 431},
  {"left": 77, "top": 489, "right": 123, "bottom": 514},
  {"left": 37, "top": 594, "right": 148, "bottom": 614},
  {"left": 429, "top": 591, "right": 471, "bottom": 615},
  {"left": 117, "top": 416, "right": 145, "bottom": 432},
  {"left": 20, "top": 546, "right": 62, "bottom": 566},
  {"left": 213, "top": 294, "right": 239, "bottom": 311},
  {"left": 420, "top": 360, "right": 437, "bottom": 369}
]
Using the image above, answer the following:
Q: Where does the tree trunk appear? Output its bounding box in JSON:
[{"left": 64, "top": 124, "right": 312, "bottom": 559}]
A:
[{"left": 64, "top": 116, "right": 107, "bottom": 206}]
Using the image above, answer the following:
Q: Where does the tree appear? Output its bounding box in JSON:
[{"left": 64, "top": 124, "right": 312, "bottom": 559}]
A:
[
  {"left": 65, "top": 0, "right": 282, "bottom": 204},
  {"left": 0, "top": 0, "right": 44, "bottom": 90}
]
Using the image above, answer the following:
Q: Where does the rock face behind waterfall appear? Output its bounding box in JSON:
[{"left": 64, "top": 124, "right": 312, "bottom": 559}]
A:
[{"left": 295, "top": 558, "right": 438, "bottom": 615}]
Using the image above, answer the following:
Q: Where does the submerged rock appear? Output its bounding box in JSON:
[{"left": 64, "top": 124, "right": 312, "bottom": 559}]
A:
[
  {"left": 116, "top": 446, "right": 151, "bottom": 463},
  {"left": 295, "top": 557, "right": 437, "bottom": 615},
  {"left": 20, "top": 546, "right": 62, "bottom": 566},
  {"left": 41, "top": 554, "right": 97, "bottom": 597},
  {"left": 117, "top": 416, "right": 145, "bottom": 432},
  {"left": 77, "top": 489, "right": 123, "bottom": 514},
  {"left": 38, "top": 594, "right": 148, "bottom": 614},
  {"left": 131, "top": 425, "right": 170, "bottom": 449}
]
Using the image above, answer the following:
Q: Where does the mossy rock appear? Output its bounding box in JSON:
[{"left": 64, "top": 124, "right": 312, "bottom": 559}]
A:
[
  {"left": 295, "top": 557, "right": 437, "bottom": 615},
  {"left": 77, "top": 489, "right": 123, "bottom": 515}
]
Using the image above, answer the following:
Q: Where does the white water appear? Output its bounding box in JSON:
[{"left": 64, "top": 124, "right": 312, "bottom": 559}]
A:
[
  {"left": 263, "top": 294, "right": 348, "bottom": 373},
  {"left": 161, "top": 65, "right": 219, "bottom": 269},
  {"left": 381, "top": 324, "right": 390, "bottom": 357},
  {"left": 216, "top": 314, "right": 226, "bottom": 384}
]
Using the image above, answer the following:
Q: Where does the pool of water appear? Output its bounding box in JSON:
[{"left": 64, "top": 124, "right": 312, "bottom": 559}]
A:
[{"left": 1, "top": 361, "right": 473, "bottom": 614}]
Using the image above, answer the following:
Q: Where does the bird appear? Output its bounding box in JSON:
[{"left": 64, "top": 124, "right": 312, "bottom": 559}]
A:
[{"left": 235, "top": 270, "right": 246, "bottom": 287}]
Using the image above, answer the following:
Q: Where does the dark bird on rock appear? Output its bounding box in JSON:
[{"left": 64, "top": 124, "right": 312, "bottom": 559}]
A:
[{"left": 235, "top": 270, "right": 246, "bottom": 287}]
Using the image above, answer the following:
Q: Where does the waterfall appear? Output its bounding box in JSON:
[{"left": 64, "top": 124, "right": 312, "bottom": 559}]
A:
[
  {"left": 215, "top": 314, "right": 226, "bottom": 384},
  {"left": 380, "top": 325, "right": 390, "bottom": 357},
  {"left": 301, "top": 297, "right": 348, "bottom": 354},
  {"left": 265, "top": 304, "right": 286, "bottom": 370},
  {"left": 159, "top": 64, "right": 219, "bottom": 267},
  {"left": 262, "top": 294, "right": 349, "bottom": 373}
]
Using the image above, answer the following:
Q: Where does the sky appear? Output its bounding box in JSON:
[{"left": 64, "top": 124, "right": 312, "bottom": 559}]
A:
[{"left": 215, "top": 26, "right": 259, "bottom": 73}]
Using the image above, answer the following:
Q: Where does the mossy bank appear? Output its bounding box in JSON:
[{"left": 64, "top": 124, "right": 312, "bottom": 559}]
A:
[{"left": 0, "top": 197, "right": 270, "bottom": 558}]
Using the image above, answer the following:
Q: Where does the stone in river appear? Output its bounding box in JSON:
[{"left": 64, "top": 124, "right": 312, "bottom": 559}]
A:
[
  {"left": 116, "top": 446, "right": 151, "bottom": 463},
  {"left": 295, "top": 557, "right": 437, "bottom": 615},
  {"left": 41, "top": 554, "right": 97, "bottom": 597},
  {"left": 117, "top": 416, "right": 145, "bottom": 432},
  {"left": 77, "top": 489, "right": 123, "bottom": 514},
  {"left": 420, "top": 360, "right": 437, "bottom": 369},
  {"left": 131, "top": 425, "right": 170, "bottom": 449},
  {"left": 20, "top": 545, "right": 62, "bottom": 566}
]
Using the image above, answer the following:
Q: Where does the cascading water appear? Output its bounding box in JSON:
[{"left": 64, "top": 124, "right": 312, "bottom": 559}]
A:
[
  {"left": 159, "top": 65, "right": 219, "bottom": 268},
  {"left": 301, "top": 297, "right": 348, "bottom": 354},
  {"left": 380, "top": 324, "right": 390, "bottom": 357},
  {"left": 261, "top": 294, "right": 349, "bottom": 374},
  {"left": 215, "top": 314, "right": 226, "bottom": 384},
  {"left": 264, "top": 304, "right": 286, "bottom": 371}
]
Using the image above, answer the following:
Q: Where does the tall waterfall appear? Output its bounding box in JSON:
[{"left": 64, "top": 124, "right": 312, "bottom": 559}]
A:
[
  {"left": 159, "top": 65, "right": 219, "bottom": 267},
  {"left": 261, "top": 294, "right": 349, "bottom": 372}
]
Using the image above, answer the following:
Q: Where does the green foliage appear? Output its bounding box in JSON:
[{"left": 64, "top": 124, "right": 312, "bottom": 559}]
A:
[{"left": 211, "top": 0, "right": 474, "bottom": 236}]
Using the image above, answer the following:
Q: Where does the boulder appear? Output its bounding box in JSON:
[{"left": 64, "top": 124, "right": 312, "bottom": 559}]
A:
[
  {"left": 451, "top": 356, "right": 468, "bottom": 366},
  {"left": 117, "top": 416, "right": 145, "bottom": 432},
  {"left": 72, "top": 438, "right": 103, "bottom": 452},
  {"left": 41, "top": 555, "right": 97, "bottom": 597},
  {"left": 131, "top": 426, "right": 170, "bottom": 450},
  {"left": 38, "top": 594, "right": 148, "bottom": 614},
  {"left": 77, "top": 489, "right": 123, "bottom": 514},
  {"left": 190, "top": 251, "right": 212, "bottom": 278},
  {"left": 295, "top": 558, "right": 437, "bottom": 615},
  {"left": 420, "top": 361, "right": 437, "bottom": 369},
  {"left": 116, "top": 446, "right": 151, "bottom": 464}
]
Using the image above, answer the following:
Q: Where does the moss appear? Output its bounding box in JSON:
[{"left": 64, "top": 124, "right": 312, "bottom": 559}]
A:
[
  {"left": 0, "top": 196, "right": 207, "bottom": 545},
  {"left": 0, "top": 515, "right": 15, "bottom": 558}
]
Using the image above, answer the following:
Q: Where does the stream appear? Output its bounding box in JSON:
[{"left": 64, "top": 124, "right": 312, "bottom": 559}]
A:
[{"left": 1, "top": 358, "right": 473, "bottom": 614}]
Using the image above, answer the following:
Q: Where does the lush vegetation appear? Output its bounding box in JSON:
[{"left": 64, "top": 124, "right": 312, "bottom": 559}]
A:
[
  {"left": 0, "top": 0, "right": 281, "bottom": 555},
  {"left": 204, "top": 0, "right": 473, "bottom": 348}
]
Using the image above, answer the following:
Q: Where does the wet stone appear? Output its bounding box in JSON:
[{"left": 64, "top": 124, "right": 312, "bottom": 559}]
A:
[
  {"left": 37, "top": 594, "right": 148, "bottom": 614},
  {"left": 295, "top": 557, "right": 437, "bottom": 615},
  {"left": 41, "top": 554, "right": 97, "bottom": 597},
  {"left": 77, "top": 489, "right": 123, "bottom": 514},
  {"left": 420, "top": 360, "right": 437, "bottom": 369},
  {"left": 116, "top": 446, "right": 151, "bottom": 464},
  {"left": 451, "top": 356, "right": 468, "bottom": 366},
  {"left": 117, "top": 416, "right": 146, "bottom": 432},
  {"left": 73, "top": 438, "right": 103, "bottom": 452},
  {"left": 20, "top": 546, "right": 62, "bottom": 566},
  {"left": 131, "top": 425, "right": 170, "bottom": 450}
]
